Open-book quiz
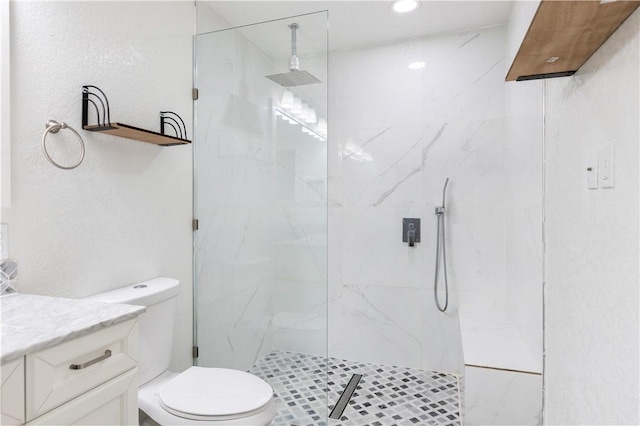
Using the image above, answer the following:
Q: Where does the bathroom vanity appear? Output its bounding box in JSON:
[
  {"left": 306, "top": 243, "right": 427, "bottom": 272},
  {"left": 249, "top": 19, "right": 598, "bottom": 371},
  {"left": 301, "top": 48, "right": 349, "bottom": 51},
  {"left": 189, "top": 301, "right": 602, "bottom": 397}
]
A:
[{"left": 1, "top": 294, "right": 145, "bottom": 425}]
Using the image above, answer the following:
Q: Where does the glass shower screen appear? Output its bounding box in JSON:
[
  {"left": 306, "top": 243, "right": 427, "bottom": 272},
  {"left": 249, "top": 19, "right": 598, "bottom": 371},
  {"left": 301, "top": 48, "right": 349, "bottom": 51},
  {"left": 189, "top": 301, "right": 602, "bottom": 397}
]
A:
[{"left": 193, "top": 11, "right": 328, "bottom": 425}]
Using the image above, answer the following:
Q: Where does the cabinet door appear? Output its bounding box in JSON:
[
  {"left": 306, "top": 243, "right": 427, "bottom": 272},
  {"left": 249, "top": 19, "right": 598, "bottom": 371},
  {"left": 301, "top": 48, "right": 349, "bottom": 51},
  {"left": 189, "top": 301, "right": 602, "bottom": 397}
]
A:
[
  {"left": 1, "top": 357, "right": 25, "bottom": 425},
  {"left": 27, "top": 368, "right": 138, "bottom": 426},
  {"left": 26, "top": 319, "right": 138, "bottom": 420}
]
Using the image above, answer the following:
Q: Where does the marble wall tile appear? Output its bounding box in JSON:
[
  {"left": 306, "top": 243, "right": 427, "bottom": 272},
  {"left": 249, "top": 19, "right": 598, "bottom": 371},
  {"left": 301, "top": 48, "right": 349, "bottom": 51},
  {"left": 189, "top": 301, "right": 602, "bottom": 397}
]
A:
[
  {"left": 329, "top": 284, "right": 423, "bottom": 368},
  {"left": 330, "top": 27, "right": 506, "bottom": 128},
  {"left": 422, "top": 118, "right": 508, "bottom": 311},
  {"left": 505, "top": 204, "right": 543, "bottom": 368},
  {"left": 197, "top": 279, "right": 273, "bottom": 370},
  {"left": 505, "top": 76, "right": 543, "bottom": 367},
  {"left": 340, "top": 206, "right": 428, "bottom": 288},
  {"left": 421, "top": 296, "right": 465, "bottom": 375},
  {"left": 328, "top": 25, "right": 517, "bottom": 374},
  {"left": 339, "top": 125, "right": 427, "bottom": 207},
  {"left": 195, "top": 27, "right": 277, "bottom": 369},
  {"left": 328, "top": 207, "right": 343, "bottom": 286},
  {"left": 464, "top": 366, "right": 542, "bottom": 425}
]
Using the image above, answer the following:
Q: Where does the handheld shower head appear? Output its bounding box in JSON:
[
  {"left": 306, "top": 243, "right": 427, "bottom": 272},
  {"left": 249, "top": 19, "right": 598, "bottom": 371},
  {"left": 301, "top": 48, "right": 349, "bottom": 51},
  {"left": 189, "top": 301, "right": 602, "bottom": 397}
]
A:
[
  {"left": 441, "top": 177, "right": 449, "bottom": 208},
  {"left": 435, "top": 178, "right": 450, "bottom": 215}
]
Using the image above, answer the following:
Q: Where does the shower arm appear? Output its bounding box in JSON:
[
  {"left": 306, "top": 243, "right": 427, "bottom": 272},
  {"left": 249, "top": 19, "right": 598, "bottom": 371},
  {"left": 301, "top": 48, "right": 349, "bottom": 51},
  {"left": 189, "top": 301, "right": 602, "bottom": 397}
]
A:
[{"left": 289, "top": 23, "right": 300, "bottom": 71}]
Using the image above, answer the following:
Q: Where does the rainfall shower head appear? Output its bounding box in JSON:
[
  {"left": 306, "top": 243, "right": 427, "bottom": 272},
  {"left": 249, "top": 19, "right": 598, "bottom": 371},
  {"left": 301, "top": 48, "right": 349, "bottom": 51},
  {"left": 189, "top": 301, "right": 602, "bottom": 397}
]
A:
[{"left": 266, "top": 23, "right": 322, "bottom": 87}]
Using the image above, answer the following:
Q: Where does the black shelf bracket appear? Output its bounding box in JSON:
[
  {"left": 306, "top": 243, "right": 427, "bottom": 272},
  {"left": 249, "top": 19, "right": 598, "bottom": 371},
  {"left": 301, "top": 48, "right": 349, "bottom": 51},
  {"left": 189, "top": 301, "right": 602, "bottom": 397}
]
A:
[
  {"left": 160, "top": 111, "right": 188, "bottom": 140},
  {"left": 82, "top": 85, "right": 116, "bottom": 131}
]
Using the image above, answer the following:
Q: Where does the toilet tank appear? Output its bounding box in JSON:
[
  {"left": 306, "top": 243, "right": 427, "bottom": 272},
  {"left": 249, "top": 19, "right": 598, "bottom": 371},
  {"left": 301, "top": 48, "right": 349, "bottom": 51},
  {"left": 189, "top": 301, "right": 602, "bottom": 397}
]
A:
[{"left": 85, "top": 277, "right": 180, "bottom": 385}]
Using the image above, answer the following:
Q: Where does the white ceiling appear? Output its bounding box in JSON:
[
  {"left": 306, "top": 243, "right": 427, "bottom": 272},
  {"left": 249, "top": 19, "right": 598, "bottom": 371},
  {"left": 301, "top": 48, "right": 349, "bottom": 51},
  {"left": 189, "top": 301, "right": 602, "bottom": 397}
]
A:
[{"left": 205, "top": 1, "right": 514, "bottom": 53}]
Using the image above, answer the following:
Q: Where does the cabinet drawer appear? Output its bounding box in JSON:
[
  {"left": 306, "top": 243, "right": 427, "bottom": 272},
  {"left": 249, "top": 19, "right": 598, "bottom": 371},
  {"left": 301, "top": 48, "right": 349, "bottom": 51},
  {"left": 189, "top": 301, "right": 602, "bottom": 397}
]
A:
[
  {"left": 27, "top": 368, "right": 138, "bottom": 426},
  {"left": 26, "top": 319, "right": 138, "bottom": 421},
  {"left": 1, "top": 357, "right": 25, "bottom": 425}
]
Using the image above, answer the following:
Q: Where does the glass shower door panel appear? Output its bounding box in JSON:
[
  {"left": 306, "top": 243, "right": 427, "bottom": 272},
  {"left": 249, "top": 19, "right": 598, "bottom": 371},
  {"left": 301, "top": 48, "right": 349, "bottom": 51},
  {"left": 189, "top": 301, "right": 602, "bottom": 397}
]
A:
[
  {"left": 194, "top": 11, "right": 328, "bottom": 425},
  {"left": 195, "top": 25, "right": 278, "bottom": 371}
]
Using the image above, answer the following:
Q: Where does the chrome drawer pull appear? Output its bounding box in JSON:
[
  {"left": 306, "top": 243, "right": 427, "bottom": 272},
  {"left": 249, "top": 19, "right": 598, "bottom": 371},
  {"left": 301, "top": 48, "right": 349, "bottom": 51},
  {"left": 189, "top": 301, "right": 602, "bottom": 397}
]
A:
[{"left": 69, "top": 350, "right": 112, "bottom": 370}]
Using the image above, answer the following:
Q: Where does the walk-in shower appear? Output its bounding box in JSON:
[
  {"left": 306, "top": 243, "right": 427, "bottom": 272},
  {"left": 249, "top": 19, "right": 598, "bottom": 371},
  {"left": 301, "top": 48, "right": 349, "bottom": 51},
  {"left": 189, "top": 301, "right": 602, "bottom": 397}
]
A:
[{"left": 194, "top": 2, "right": 544, "bottom": 425}]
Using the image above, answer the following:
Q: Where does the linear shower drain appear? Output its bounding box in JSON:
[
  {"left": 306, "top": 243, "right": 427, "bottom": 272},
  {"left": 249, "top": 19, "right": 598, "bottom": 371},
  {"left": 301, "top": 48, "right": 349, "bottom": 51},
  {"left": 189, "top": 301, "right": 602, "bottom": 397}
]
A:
[{"left": 328, "top": 373, "right": 363, "bottom": 419}]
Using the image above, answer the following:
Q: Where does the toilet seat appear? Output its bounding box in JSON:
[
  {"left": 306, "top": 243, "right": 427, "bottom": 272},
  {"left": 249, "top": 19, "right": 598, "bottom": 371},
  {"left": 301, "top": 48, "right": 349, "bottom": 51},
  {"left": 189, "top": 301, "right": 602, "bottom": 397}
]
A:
[
  {"left": 158, "top": 367, "right": 274, "bottom": 421},
  {"left": 138, "top": 369, "right": 276, "bottom": 425}
]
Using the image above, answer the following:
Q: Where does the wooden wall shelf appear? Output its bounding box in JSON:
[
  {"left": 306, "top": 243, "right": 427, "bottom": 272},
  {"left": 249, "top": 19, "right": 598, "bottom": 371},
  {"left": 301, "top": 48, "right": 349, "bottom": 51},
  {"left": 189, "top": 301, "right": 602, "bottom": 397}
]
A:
[
  {"left": 83, "top": 123, "right": 190, "bottom": 146},
  {"left": 506, "top": 0, "right": 640, "bottom": 81},
  {"left": 82, "top": 85, "right": 190, "bottom": 146}
]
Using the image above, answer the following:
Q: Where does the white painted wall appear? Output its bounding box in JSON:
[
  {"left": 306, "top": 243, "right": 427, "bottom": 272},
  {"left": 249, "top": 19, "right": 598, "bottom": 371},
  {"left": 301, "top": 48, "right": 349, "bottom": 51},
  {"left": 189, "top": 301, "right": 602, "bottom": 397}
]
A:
[
  {"left": 4, "top": 1, "right": 194, "bottom": 372},
  {"left": 544, "top": 9, "right": 639, "bottom": 425},
  {"left": 1, "top": 0, "right": 10, "bottom": 209}
]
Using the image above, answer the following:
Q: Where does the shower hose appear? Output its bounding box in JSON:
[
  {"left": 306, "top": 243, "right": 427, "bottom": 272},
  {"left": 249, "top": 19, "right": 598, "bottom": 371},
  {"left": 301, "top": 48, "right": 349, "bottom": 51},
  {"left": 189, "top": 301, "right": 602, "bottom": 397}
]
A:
[{"left": 434, "top": 178, "right": 449, "bottom": 312}]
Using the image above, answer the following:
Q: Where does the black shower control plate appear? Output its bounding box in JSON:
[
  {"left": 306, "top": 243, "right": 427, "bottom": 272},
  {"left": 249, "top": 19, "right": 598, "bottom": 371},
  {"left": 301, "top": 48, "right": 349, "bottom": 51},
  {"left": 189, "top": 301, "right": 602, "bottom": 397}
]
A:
[{"left": 402, "top": 218, "right": 421, "bottom": 243}]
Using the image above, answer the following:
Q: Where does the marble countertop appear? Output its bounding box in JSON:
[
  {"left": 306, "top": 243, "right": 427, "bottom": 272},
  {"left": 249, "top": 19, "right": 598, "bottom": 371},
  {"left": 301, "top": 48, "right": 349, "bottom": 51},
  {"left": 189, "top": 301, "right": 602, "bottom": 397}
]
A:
[{"left": 1, "top": 293, "right": 145, "bottom": 363}]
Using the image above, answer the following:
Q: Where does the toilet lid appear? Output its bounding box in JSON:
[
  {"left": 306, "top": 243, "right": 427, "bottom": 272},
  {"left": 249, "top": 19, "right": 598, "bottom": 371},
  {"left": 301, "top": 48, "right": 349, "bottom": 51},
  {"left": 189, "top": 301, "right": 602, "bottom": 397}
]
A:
[{"left": 158, "top": 367, "right": 273, "bottom": 420}]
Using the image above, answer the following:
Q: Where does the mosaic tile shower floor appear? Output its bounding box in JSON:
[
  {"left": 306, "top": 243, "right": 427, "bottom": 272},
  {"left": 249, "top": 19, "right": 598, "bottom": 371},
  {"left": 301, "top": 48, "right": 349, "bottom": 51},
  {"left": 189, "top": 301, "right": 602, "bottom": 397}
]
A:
[{"left": 249, "top": 350, "right": 462, "bottom": 426}]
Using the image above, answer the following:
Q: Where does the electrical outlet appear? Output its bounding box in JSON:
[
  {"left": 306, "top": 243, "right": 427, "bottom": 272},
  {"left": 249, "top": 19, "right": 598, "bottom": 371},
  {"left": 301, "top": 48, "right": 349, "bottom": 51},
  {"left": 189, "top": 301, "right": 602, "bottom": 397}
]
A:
[{"left": 0, "top": 224, "right": 8, "bottom": 259}]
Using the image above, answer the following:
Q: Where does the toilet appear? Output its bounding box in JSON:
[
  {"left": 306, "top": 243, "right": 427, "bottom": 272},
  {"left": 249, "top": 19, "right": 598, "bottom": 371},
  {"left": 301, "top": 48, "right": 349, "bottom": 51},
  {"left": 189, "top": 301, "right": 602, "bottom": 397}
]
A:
[{"left": 86, "top": 277, "right": 276, "bottom": 426}]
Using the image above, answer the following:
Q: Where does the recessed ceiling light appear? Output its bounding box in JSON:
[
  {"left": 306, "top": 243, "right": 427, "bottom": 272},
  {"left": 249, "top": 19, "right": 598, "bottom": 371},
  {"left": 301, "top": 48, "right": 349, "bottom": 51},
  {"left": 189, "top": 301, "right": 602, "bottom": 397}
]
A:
[
  {"left": 392, "top": 0, "right": 419, "bottom": 14},
  {"left": 546, "top": 57, "right": 560, "bottom": 63},
  {"left": 408, "top": 61, "right": 426, "bottom": 70}
]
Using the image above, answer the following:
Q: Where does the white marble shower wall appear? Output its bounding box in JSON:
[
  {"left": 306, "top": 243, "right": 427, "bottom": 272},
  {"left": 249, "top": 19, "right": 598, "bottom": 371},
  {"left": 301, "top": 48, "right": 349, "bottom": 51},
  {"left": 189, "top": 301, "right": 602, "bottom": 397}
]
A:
[
  {"left": 328, "top": 25, "right": 509, "bottom": 374},
  {"left": 271, "top": 124, "right": 328, "bottom": 356},
  {"left": 505, "top": 79, "right": 543, "bottom": 371}
]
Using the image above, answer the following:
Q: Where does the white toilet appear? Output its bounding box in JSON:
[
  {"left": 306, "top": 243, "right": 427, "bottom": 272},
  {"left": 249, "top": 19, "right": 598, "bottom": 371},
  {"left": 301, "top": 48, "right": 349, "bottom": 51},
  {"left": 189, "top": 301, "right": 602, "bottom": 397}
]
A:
[{"left": 87, "top": 277, "right": 276, "bottom": 426}]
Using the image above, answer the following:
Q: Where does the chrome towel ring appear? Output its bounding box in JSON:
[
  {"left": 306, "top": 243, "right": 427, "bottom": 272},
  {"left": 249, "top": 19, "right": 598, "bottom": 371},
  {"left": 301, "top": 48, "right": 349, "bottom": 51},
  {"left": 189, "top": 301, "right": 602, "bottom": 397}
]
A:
[{"left": 41, "top": 120, "right": 85, "bottom": 170}]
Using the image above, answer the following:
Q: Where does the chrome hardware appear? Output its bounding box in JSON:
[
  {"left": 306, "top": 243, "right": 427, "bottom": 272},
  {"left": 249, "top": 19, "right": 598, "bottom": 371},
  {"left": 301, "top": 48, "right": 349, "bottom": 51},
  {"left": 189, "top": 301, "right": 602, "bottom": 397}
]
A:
[
  {"left": 69, "top": 349, "right": 112, "bottom": 370},
  {"left": 41, "top": 120, "right": 86, "bottom": 170},
  {"left": 407, "top": 223, "right": 416, "bottom": 247},
  {"left": 434, "top": 178, "right": 450, "bottom": 312}
]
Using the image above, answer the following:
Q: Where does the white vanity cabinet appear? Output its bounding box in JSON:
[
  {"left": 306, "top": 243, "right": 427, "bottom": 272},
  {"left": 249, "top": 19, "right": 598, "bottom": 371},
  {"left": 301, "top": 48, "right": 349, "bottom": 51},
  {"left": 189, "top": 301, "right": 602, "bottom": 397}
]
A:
[
  {"left": 2, "top": 318, "right": 139, "bottom": 426},
  {"left": 1, "top": 357, "right": 25, "bottom": 425}
]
